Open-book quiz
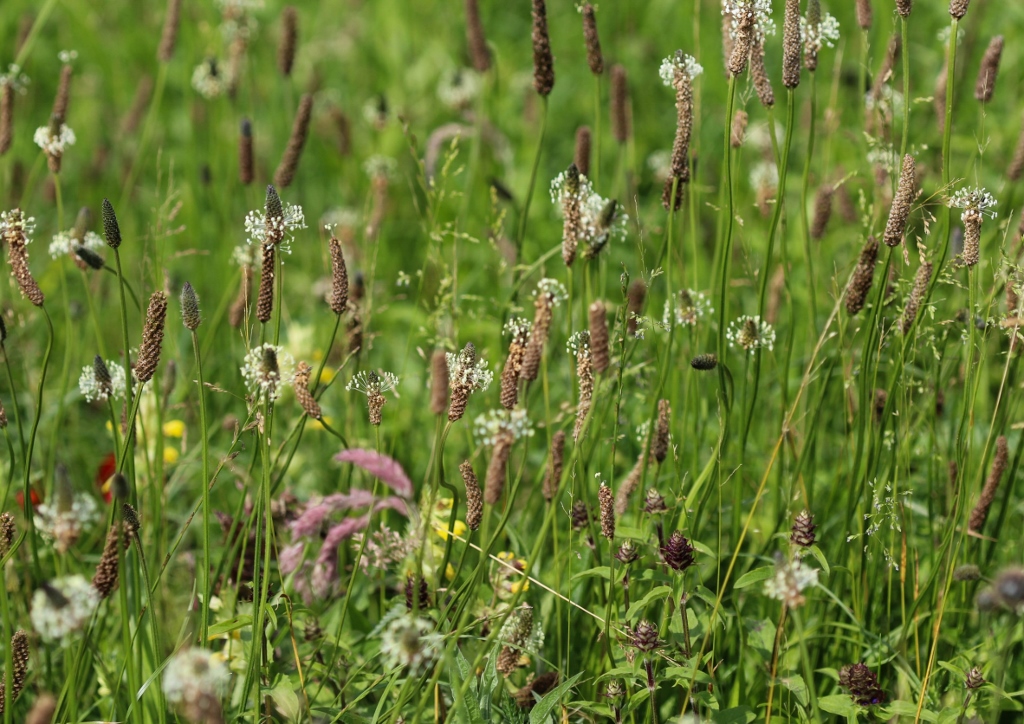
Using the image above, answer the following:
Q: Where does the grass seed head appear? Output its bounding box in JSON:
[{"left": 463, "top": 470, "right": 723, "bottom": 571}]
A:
[
  {"left": 531, "top": 0, "right": 555, "bottom": 97},
  {"left": 157, "top": 0, "right": 182, "bottom": 62},
  {"left": 856, "top": 0, "right": 873, "bottom": 28},
  {"left": 782, "top": 0, "right": 802, "bottom": 89},
  {"left": 610, "top": 65, "right": 630, "bottom": 144},
  {"left": 845, "top": 236, "right": 879, "bottom": 316},
  {"left": 581, "top": 3, "right": 603, "bottom": 75},
  {"left": 598, "top": 481, "right": 615, "bottom": 539},
  {"left": 101, "top": 199, "right": 121, "bottom": 248},
  {"left": 136, "top": 291, "right": 167, "bottom": 383},
  {"left": 574, "top": 126, "right": 592, "bottom": 177},
  {"left": 274, "top": 94, "right": 313, "bottom": 188},
  {"left": 969, "top": 435, "right": 1009, "bottom": 532},
  {"left": 180, "top": 281, "right": 201, "bottom": 330},
  {"left": 460, "top": 460, "right": 483, "bottom": 530},
  {"left": 883, "top": 154, "right": 916, "bottom": 247},
  {"left": 278, "top": 6, "right": 299, "bottom": 77},
  {"left": 949, "top": 0, "right": 970, "bottom": 19},
  {"left": 293, "top": 362, "right": 322, "bottom": 420},
  {"left": 974, "top": 36, "right": 1004, "bottom": 103}
]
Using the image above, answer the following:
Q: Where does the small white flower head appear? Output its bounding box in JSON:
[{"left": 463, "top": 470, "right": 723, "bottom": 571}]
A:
[
  {"left": 379, "top": 612, "right": 444, "bottom": 672},
  {"left": 727, "top": 315, "right": 776, "bottom": 353},
  {"left": 231, "top": 242, "right": 257, "bottom": 268},
  {"left": 948, "top": 187, "right": 998, "bottom": 222},
  {"left": 550, "top": 167, "right": 595, "bottom": 207},
  {"left": 0, "top": 209, "right": 36, "bottom": 242},
  {"left": 582, "top": 194, "right": 628, "bottom": 254},
  {"left": 534, "top": 278, "right": 569, "bottom": 307},
  {"left": 363, "top": 154, "right": 398, "bottom": 180},
  {"left": 321, "top": 207, "right": 360, "bottom": 232},
  {"left": 473, "top": 408, "right": 534, "bottom": 447},
  {"left": 0, "top": 64, "right": 30, "bottom": 94},
  {"left": 79, "top": 358, "right": 128, "bottom": 402},
  {"left": 35, "top": 493, "right": 100, "bottom": 554},
  {"left": 438, "top": 67, "right": 481, "bottom": 109},
  {"left": 800, "top": 13, "right": 840, "bottom": 54},
  {"left": 191, "top": 58, "right": 227, "bottom": 99},
  {"left": 34, "top": 123, "right": 76, "bottom": 157},
  {"left": 30, "top": 575, "right": 99, "bottom": 643},
  {"left": 244, "top": 200, "right": 305, "bottom": 253},
  {"left": 163, "top": 648, "right": 232, "bottom": 708},
  {"left": 723, "top": 0, "right": 776, "bottom": 43},
  {"left": 567, "top": 330, "right": 591, "bottom": 358},
  {"left": 241, "top": 344, "right": 296, "bottom": 402},
  {"left": 749, "top": 161, "right": 779, "bottom": 190},
  {"left": 503, "top": 316, "right": 532, "bottom": 342},
  {"left": 49, "top": 229, "right": 103, "bottom": 260},
  {"left": 664, "top": 289, "right": 713, "bottom": 327},
  {"left": 764, "top": 554, "right": 819, "bottom": 608},
  {"left": 58, "top": 49, "right": 79, "bottom": 65},
  {"left": 347, "top": 370, "right": 400, "bottom": 396},
  {"left": 447, "top": 344, "right": 493, "bottom": 392},
  {"left": 647, "top": 150, "right": 672, "bottom": 183},
  {"left": 866, "top": 144, "right": 900, "bottom": 174},
  {"left": 864, "top": 86, "right": 905, "bottom": 119},
  {"left": 658, "top": 51, "right": 703, "bottom": 87}
]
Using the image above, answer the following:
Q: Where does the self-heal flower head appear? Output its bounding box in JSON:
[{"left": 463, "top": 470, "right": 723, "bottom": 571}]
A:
[
  {"left": 948, "top": 186, "right": 998, "bottom": 222},
  {"left": 243, "top": 200, "right": 306, "bottom": 254},
  {"left": 30, "top": 575, "right": 99, "bottom": 643},
  {"left": 723, "top": 0, "right": 776, "bottom": 43},
  {"left": 473, "top": 408, "right": 534, "bottom": 447},
  {"left": 49, "top": 229, "right": 103, "bottom": 260},
  {"left": 241, "top": 344, "right": 296, "bottom": 402},
  {"left": 727, "top": 315, "right": 775, "bottom": 353},
  {"left": 33, "top": 123, "right": 76, "bottom": 156},
  {"left": 79, "top": 359, "right": 128, "bottom": 402},
  {"left": 658, "top": 52, "right": 703, "bottom": 87},
  {"left": 764, "top": 554, "right": 819, "bottom": 607}
]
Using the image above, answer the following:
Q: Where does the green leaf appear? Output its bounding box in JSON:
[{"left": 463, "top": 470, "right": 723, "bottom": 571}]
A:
[
  {"left": 529, "top": 672, "right": 583, "bottom": 724},
  {"left": 268, "top": 682, "right": 300, "bottom": 721},
  {"left": 712, "top": 706, "right": 756, "bottom": 723},
  {"left": 880, "top": 700, "right": 937, "bottom": 722},
  {"left": 449, "top": 649, "right": 486, "bottom": 724},
  {"left": 807, "top": 545, "right": 830, "bottom": 578},
  {"left": 625, "top": 585, "right": 673, "bottom": 620},
  {"left": 571, "top": 566, "right": 611, "bottom": 581},
  {"left": 780, "top": 675, "right": 808, "bottom": 707},
  {"left": 207, "top": 614, "right": 252, "bottom": 638},
  {"left": 818, "top": 694, "right": 859, "bottom": 718},
  {"left": 734, "top": 566, "right": 774, "bottom": 589}
]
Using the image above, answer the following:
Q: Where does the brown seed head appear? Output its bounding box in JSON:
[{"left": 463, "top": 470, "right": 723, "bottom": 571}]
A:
[
  {"left": 521, "top": 291, "right": 555, "bottom": 382},
  {"left": 974, "top": 36, "right": 1004, "bottom": 103},
  {"left": 961, "top": 210, "right": 981, "bottom": 267},
  {"left": 0, "top": 512, "right": 14, "bottom": 556},
  {"left": 157, "top": 0, "right": 182, "bottom": 62},
  {"left": 661, "top": 530, "right": 695, "bottom": 572},
  {"left": 543, "top": 431, "right": 565, "bottom": 502},
  {"left": 731, "top": 110, "right": 748, "bottom": 148},
  {"left": 293, "top": 362, "right": 322, "bottom": 419},
  {"left": 791, "top": 510, "right": 817, "bottom": 547},
  {"left": 229, "top": 265, "right": 252, "bottom": 328},
  {"left": 328, "top": 236, "right": 348, "bottom": 315},
  {"left": 895, "top": 0, "right": 911, "bottom": 17},
  {"left": 574, "top": 126, "right": 592, "bottom": 178},
  {"left": 598, "top": 482, "right": 615, "bottom": 539},
  {"left": 610, "top": 65, "right": 630, "bottom": 144},
  {"left": 531, "top": 0, "right": 555, "bottom": 97},
  {"left": 582, "top": 4, "right": 604, "bottom": 75},
  {"left": 782, "top": 0, "right": 802, "bottom": 89},
  {"left": 274, "top": 94, "right": 313, "bottom": 188},
  {"left": 278, "top": 6, "right": 299, "bottom": 77},
  {"left": 690, "top": 353, "right": 718, "bottom": 370},
  {"left": 0, "top": 84, "right": 13, "bottom": 156},
  {"left": 614, "top": 456, "right": 643, "bottom": 515},
  {"left": 873, "top": 389, "right": 888, "bottom": 424},
  {"left": 750, "top": 41, "right": 775, "bottom": 108},
  {"left": 26, "top": 694, "right": 57, "bottom": 724},
  {"left": 461, "top": 460, "right": 483, "bottom": 530},
  {"left": 92, "top": 525, "right": 123, "bottom": 598},
  {"left": 404, "top": 575, "right": 430, "bottom": 612},
  {"left": 839, "top": 663, "right": 885, "bottom": 706},
  {"left": 561, "top": 163, "right": 583, "bottom": 267},
  {"left": 239, "top": 118, "right": 254, "bottom": 185},
  {"left": 727, "top": 10, "right": 754, "bottom": 76},
  {"left": 652, "top": 399, "right": 670, "bottom": 463},
  {"left": 949, "top": 0, "right": 970, "bottom": 19},
  {"left": 845, "top": 236, "right": 879, "bottom": 316},
  {"left": 500, "top": 319, "right": 530, "bottom": 410},
  {"left": 484, "top": 431, "right": 513, "bottom": 505},
  {"left": 969, "top": 435, "right": 1009, "bottom": 532},
  {"left": 901, "top": 261, "right": 932, "bottom": 335},
  {"left": 1008, "top": 118, "right": 1024, "bottom": 182},
  {"left": 257, "top": 243, "right": 275, "bottom": 323},
  {"left": 856, "top": 0, "right": 873, "bottom": 28},
  {"left": 803, "top": 0, "right": 822, "bottom": 72},
  {"left": 465, "top": 0, "right": 492, "bottom": 72},
  {"left": 52, "top": 64, "right": 73, "bottom": 120},
  {"left": 573, "top": 344, "right": 593, "bottom": 441},
  {"left": 588, "top": 301, "right": 610, "bottom": 373},
  {"left": 135, "top": 291, "right": 167, "bottom": 383},
  {"left": 627, "top": 279, "right": 646, "bottom": 337},
  {"left": 430, "top": 349, "right": 448, "bottom": 415},
  {"left": 883, "top": 155, "right": 916, "bottom": 247},
  {"left": 180, "top": 281, "right": 201, "bottom": 330},
  {"left": 0, "top": 630, "right": 30, "bottom": 712}
]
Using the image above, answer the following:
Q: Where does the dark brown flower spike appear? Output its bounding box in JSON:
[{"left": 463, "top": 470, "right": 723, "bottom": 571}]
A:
[{"left": 274, "top": 93, "right": 313, "bottom": 188}]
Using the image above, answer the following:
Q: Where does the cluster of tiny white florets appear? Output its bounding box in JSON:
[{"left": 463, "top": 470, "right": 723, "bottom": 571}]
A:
[
  {"left": 219, "top": 0, "right": 262, "bottom": 41},
  {"left": 191, "top": 58, "right": 227, "bottom": 99},
  {"left": 35, "top": 494, "right": 100, "bottom": 554},
  {"left": 379, "top": 611, "right": 444, "bottom": 673},
  {"left": 722, "top": 0, "right": 776, "bottom": 43},
  {"left": 749, "top": 161, "right": 780, "bottom": 191},
  {"left": 566, "top": 330, "right": 591, "bottom": 358},
  {"left": 663, "top": 289, "right": 713, "bottom": 327},
  {"left": 866, "top": 144, "right": 901, "bottom": 174},
  {"left": 864, "top": 86, "right": 905, "bottom": 120},
  {"left": 727, "top": 315, "right": 776, "bottom": 353},
  {"left": 948, "top": 187, "right": 998, "bottom": 221},
  {"left": 346, "top": 370, "right": 400, "bottom": 396},
  {"left": 447, "top": 347, "right": 493, "bottom": 391},
  {"left": 0, "top": 64, "right": 30, "bottom": 94},
  {"left": 503, "top": 316, "right": 532, "bottom": 340},
  {"left": 232, "top": 242, "right": 257, "bottom": 268},
  {"left": 244, "top": 202, "right": 306, "bottom": 253},
  {"left": 764, "top": 555, "right": 819, "bottom": 608},
  {"left": 549, "top": 175, "right": 628, "bottom": 252},
  {"left": 473, "top": 408, "right": 534, "bottom": 447},
  {"left": 241, "top": 344, "right": 296, "bottom": 402},
  {"left": 49, "top": 229, "right": 103, "bottom": 259},
  {"left": 438, "top": 68, "right": 480, "bottom": 109},
  {"left": 30, "top": 575, "right": 100, "bottom": 643},
  {"left": 34, "top": 124, "right": 76, "bottom": 156},
  {"left": 534, "top": 278, "right": 569, "bottom": 307},
  {"left": 801, "top": 13, "right": 840, "bottom": 54},
  {"left": 58, "top": 49, "right": 79, "bottom": 65},
  {"left": 0, "top": 209, "right": 36, "bottom": 241},
  {"left": 658, "top": 52, "right": 703, "bottom": 87},
  {"left": 162, "top": 648, "right": 232, "bottom": 708},
  {"left": 79, "top": 359, "right": 128, "bottom": 402},
  {"left": 363, "top": 154, "right": 398, "bottom": 179}
]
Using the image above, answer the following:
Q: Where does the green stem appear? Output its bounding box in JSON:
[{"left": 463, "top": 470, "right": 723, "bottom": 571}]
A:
[
  {"left": 515, "top": 96, "right": 548, "bottom": 260},
  {"left": 191, "top": 330, "right": 212, "bottom": 646}
]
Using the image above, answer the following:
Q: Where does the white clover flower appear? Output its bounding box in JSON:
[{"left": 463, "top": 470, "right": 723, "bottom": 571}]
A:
[
  {"left": 0, "top": 64, "right": 30, "bottom": 94},
  {"left": 79, "top": 359, "right": 128, "bottom": 402},
  {"left": 438, "top": 68, "right": 480, "bottom": 109},
  {"left": 241, "top": 344, "right": 296, "bottom": 402},
  {"left": 534, "top": 278, "right": 569, "bottom": 307},
  {"left": 446, "top": 345, "right": 493, "bottom": 391},
  {"left": 664, "top": 289, "right": 713, "bottom": 327},
  {"left": 33, "top": 124, "right": 76, "bottom": 156},
  {"left": 244, "top": 200, "right": 306, "bottom": 253},
  {"left": 473, "top": 409, "right": 533, "bottom": 447},
  {"left": 801, "top": 13, "right": 840, "bottom": 54},
  {"left": 363, "top": 154, "right": 397, "bottom": 179},
  {"left": 723, "top": 0, "right": 776, "bottom": 43},
  {"left": 658, "top": 52, "right": 703, "bottom": 87},
  {"left": 749, "top": 161, "right": 779, "bottom": 190},
  {"left": 764, "top": 555, "right": 818, "bottom": 608},
  {"left": 727, "top": 315, "right": 775, "bottom": 353},
  {"left": 0, "top": 209, "right": 36, "bottom": 241},
  {"left": 35, "top": 493, "right": 100, "bottom": 555},
  {"left": 58, "top": 50, "right": 78, "bottom": 64},
  {"left": 163, "top": 648, "right": 232, "bottom": 707},
  {"left": 30, "top": 575, "right": 99, "bottom": 643},
  {"left": 380, "top": 613, "right": 443, "bottom": 672},
  {"left": 948, "top": 187, "right": 998, "bottom": 222},
  {"left": 49, "top": 229, "right": 103, "bottom": 260},
  {"left": 191, "top": 58, "right": 227, "bottom": 99},
  {"left": 347, "top": 370, "right": 400, "bottom": 396}
]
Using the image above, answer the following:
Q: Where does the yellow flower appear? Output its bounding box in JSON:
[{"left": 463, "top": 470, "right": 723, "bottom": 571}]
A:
[
  {"left": 163, "top": 446, "right": 180, "bottom": 465},
  {"left": 445, "top": 563, "right": 455, "bottom": 581},
  {"left": 510, "top": 579, "right": 530, "bottom": 594},
  {"left": 309, "top": 415, "right": 333, "bottom": 431},
  {"left": 105, "top": 420, "right": 113, "bottom": 433},
  {"left": 319, "top": 367, "right": 336, "bottom": 384},
  {"left": 162, "top": 419, "right": 186, "bottom": 438},
  {"left": 436, "top": 520, "right": 467, "bottom": 541}
]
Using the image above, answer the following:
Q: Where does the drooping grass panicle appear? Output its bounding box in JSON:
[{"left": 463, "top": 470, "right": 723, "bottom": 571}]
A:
[
  {"left": 974, "top": 35, "right": 1004, "bottom": 103},
  {"left": 328, "top": 236, "right": 349, "bottom": 315},
  {"left": 157, "top": 0, "right": 182, "bottom": 62},
  {"left": 239, "top": 118, "right": 254, "bottom": 185},
  {"left": 430, "top": 349, "right": 448, "bottom": 415},
  {"left": 180, "top": 281, "right": 201, "bottom": 330},
  {"left": 782, "top": 0, "right": 802, "bottom": 89},
  {"left": 845, "top": 236, "right": 879, "bottom": 316},
  {"left": 460, "top": 460, "right": 483, "bottom": 530},
  {"left": 294, "top": 361, "right": 322, "bottom": 420},
  {"left": 969, "top": 435, "right": 1009, "bottom": 532},
  {"left": 581, "top": 3, "right": 603, "bottom": 75},
  {"left": 465, "top": 0, "right": 492, "bottom": 72},
  {"left": 610, "top": 64, "right": 630, "bottom": 144},
  {"left": 274, "top": 93, "right": 313, "bottom": 188},
  {"left": 278, "top": 6, "right": 299, "bottom": 77},
  {"left": 135, "top": 291, "right": 167, "bottom": 383},
  {"left": 900, "top": 260, "right": 933, "bottom": 335},
  {"left": 949, "top": 0, "right": 970, "bottom": 19},
  {"left": 1, "top": 208, "right": 44, "bottom": 306},
  {"left": 883, "top": 154, "right": 916, "bottom": 247},
  {"left": 531, "top": 0, "right": 555, "bottom": 97},
  {"left": 543, "top": 430, "right": 565, "bottom": 502},
  {"left": 500, "top": 317, "right": 531, "bottom": 409},
  {"left": 521, "top": 278, "right": 567, "bottom": 382},
  {"left": 574, "top": 126, "right": 592, "bottom": 177}
]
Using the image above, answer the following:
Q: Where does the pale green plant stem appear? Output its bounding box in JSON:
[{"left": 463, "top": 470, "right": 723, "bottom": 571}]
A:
[
  {"left": 515, "top": 96, "right": 548, "bottom": 260},
  {"left": 191, "top": 330, "right": 212, "bottom": 646},
  {"left": 119, "top": 63, "right": 168, "bottom": 209},
  {"left": 593, "top": 74, "right": 602, "bottom": 187},
  {"left": 0, "top": 561, "right": 12, "bottom": 724},
  {"left": 112, "top": 247, "right": 136, "bottom": 493},
  {"left": 799, "top": 76, "right": 819, "bottom": 329},
  {"left": 715, "top": 76, "right": 738, "bottom": 415},
  {"left": 1, "top": 347, "right": 26, "bottom": 460},
  {"left": 22, "top": 307, "right": 54, "bottom": 578}
]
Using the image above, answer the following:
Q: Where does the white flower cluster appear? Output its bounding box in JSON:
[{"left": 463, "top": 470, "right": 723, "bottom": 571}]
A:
[
  {"left": 79, "top": 359, "right": 128, "bottom": 402},
  {"left": 241, "top": 344, "right": 296, "bottom": 402},
  {"left": 800, "top": 13, "right": 840, "bottom": 54},
  {"left": 764, "top": 556, "right": 819, "bottom": 608},
  {"left": 549, "top": 175, "right": 628, "bottom": 255},
  {"left": 534, "top": 277, "right": 569, "bottom": 307},
  {"left": 866, "top": 144, "right": 900, "bottom": 174},
  {"left": 749, "top": 161, "right": 779, "bottom": 190},
  {"left": 658, "top": 52, "right": 703, "bottom": 87},
  {"left": 503, "top": 316, "right": 532, "bottom": 339},
  {"left": 243, "top": 201, "right": 306, "bottom": 253},
  {"left": 0, "top": 209, "right": 36, "bottom": 241},
  {"left": 191, "top": 58, "right": 227, "bottom": 99},
  {"left": 58, "top": 49, "right": 78, "bottom": 64},
  {"left": 723, "top": 0, "right": 776, "bottom": 43},
  {"left": 0, "top": 64, "right": 29, "bottom": 94},
  {"left": 473, "top": 408, "right": 534, "bottom": 447},
  {"left": 727, "top": 315, "right": 776, "bottom": 353},
  {"left": 347, "top": 370, "right": 400, "bottom": 396},
  {"left": 949, "top": 187, "right": 998, "bottom": 221},
  {"left": 363, "top": 154, "right": 398, "bottom": 179},
  {"left": 664, "top": 289, "right": 713, "bottom": 327},
  {"left": 864, "top": 86, "right": 905, "bottom": 119},
  {"left": 232, "top": 242, "right": 257, "bottom": 268},
  {"left": 163, "top": 648, "right": 232, "bottom": 707},
  {"left": 30, "top": 575, "right": 99, "bottom": 643},
  {"left": 379, "top": 612, "right": 443, "bottom": 672},
  {"left": 49, "top": 229, "right": 103, "bottom": 260},
  {"left": 33, "top": 124, "right": 76, "bottom": 156},
  {"left": 438, "top": 68, "right": 480, "bottom": 109},
  {"left": 566, "top": 330, "right": 591, "bottom": 357},
  {"left": 35, "top": 494, "right": 100, "bottom": 553}
]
